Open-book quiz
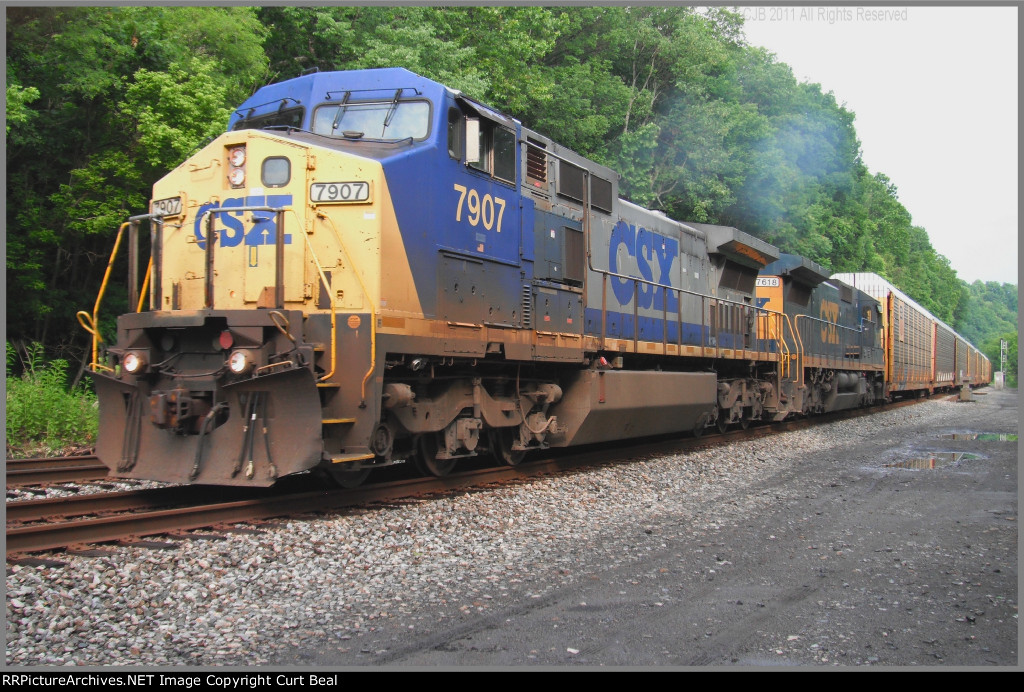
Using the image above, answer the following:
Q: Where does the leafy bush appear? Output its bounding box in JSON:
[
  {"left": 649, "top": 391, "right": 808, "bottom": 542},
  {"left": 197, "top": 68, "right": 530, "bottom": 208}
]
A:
[{"left": 6, "top": 343, "right": 98, "bottom": 458}]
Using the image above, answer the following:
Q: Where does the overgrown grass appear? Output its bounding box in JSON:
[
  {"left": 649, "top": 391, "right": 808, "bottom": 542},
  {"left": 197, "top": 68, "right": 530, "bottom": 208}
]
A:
[{"left": 6, "top": 343, "right": 98, "bottom": 458}]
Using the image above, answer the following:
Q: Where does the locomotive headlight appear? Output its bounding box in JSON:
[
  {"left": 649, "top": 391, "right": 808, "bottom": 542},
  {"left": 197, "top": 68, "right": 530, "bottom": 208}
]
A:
[
  {"left": 228, "top": 350, "right": 254, "bottom": 375},
  {"left": 123, "top": 351, "right": 146, "bottom": 374},
  {"left": 227, "top": 146, "right": 247, "bottom": 188},
  {"left": 228, "top": 147, "right": 246, "bottom": 167}
]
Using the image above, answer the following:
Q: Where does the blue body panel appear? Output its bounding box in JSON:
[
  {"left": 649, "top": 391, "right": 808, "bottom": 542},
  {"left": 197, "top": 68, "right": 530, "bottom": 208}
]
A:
[{"left": 378, "top": 132, "right": 523, "bottom": 319}]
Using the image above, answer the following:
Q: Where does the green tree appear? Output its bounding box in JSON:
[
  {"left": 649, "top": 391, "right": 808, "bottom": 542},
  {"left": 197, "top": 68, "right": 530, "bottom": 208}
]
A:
[{"left": 5, "top": 6, "right": 268, "bottom": 366}]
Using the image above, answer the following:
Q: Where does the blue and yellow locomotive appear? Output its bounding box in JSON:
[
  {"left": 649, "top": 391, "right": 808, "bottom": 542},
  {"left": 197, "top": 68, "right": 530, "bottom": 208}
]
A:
[{"left": 80, "top": 68, "right": 983, "bottom": 487}]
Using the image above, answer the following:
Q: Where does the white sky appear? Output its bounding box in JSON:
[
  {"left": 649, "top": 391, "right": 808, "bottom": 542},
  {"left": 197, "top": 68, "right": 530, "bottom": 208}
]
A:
[{"left": 739, "top": 5, "right": 1018, "bottom": 286}]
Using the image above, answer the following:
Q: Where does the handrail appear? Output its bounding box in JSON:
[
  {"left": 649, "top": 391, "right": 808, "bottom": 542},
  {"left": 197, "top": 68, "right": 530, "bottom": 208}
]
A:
[
  {"left": 315, "top": 211, "right": 377, "bottom": 406},
  {"left": 136, "top": 257, "right": 152, "bottom": 313},
  {"left": 794, "top": 313, "right": 865, "bottom": 367},
  {"left": 77, "top": 221, "right": 130, "bottom": 370},
  {"left": 296, "top": 226, "right": 337, "bottom": 383},
  {"left": 794, "top": 313, "right": 865, "bottom": 335},
  {"left": 521, "top": 138, "right": 780, "bottom": 361},
  {"left": 782, "top": 312, "right": 802, "bottom": 386},
  {"left": 90, "top": 206, "right": 342, "bottom": 386},
  {"left": 197, "top": 204, "right": 342, "bottom": 384},
  {"left": 761, "top": 310, "right": 790, "bottom": 379}
]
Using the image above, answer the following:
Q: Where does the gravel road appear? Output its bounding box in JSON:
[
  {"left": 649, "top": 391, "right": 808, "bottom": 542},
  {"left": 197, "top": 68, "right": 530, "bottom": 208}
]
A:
[{"left": 6, "top": 388, "right": 1017, "bottom": 667}]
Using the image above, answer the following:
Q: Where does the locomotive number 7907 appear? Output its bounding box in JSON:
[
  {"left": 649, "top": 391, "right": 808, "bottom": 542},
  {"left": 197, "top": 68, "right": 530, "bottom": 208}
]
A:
[
  {"left": 310, "top": 181, "right": 370, "bottom": 203},
  {"left": 453, "top": 183, "right": 506, "bottom": 232}
]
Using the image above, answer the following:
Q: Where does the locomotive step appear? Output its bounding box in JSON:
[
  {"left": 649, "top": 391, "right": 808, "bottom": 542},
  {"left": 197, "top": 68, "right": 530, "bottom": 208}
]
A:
[{"left": 326, "top": 452, "right": 374, "bottom": 464}]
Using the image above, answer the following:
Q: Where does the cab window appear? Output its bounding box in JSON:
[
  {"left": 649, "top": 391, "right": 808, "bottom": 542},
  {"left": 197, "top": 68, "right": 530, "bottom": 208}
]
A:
[
  {"left": 233, "top": 107, "right": 305, "bottom": 131},
  {"left": 448, "top": 108, "right": 463, "bottom": 159},
  {"left": 469, "top": 120, "right": 516, "bottom": 184},
  {"left": 312, "top": 100, "right": 431, "bottom": 140}
]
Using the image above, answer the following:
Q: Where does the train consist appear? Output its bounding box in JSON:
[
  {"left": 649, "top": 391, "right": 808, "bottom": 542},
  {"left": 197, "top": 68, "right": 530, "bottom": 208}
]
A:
[{"left": 79, "top": 68, "right": 989, "bottom": 487}]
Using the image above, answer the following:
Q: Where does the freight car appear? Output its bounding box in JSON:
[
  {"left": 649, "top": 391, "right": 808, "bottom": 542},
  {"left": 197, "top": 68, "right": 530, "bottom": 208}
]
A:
[
  {"left": 831, "top": 273, "right": 991, "bottom": 395},
  {"left": 78, "top": 68, "right": 988, "bottom": 488}
]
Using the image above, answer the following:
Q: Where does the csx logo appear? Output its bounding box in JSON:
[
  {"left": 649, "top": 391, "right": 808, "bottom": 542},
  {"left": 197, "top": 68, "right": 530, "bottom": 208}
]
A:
[
  {"left": 609, "top": 221, "right": 679, "bottom": 311},
  {"left": 820, "top": 299, "right": 840, "bottom": 344},
  {"left": 194, "top": 195, "right": 292, "bottom": 250}
]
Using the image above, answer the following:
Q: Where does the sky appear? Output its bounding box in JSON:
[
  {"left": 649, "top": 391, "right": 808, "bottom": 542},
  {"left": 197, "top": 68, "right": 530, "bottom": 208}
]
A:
[{"left": 739, "top": 5, "right": 1018, "bottom": 286}]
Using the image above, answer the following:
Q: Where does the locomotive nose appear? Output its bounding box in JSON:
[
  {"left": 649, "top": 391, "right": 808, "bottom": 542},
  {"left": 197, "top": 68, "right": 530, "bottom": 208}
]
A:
[{"left": 93, "top": 340, "right": 326, "bottom": 486}]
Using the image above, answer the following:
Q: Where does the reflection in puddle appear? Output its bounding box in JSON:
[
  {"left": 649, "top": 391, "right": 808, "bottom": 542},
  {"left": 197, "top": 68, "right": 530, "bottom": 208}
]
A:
[
  {"left": 939, "top": 433, "right": 1018, "bottom": 441},
  {"left": 885, "top": 453, "right": 980, "bottom": 469}
]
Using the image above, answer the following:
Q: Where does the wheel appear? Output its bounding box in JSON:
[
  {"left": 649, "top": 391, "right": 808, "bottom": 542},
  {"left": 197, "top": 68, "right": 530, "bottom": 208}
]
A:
[
  {"left": 415, "top": 433, "right": 457, "bottom": 477},
  {"left": 716, "top": 412, "right": 729, "bottom": 434},
  {"left": 490, "top": 427, "right": 526, "bottom": 466},
  {"left": 739, "top": 414, "right": 751, "bottom": 430},
  {"left": 692, "top": 416, "right": 705, "bottom": 438},
  {"left": 323, "top": 464, "right": 371, "bottom": 489}
]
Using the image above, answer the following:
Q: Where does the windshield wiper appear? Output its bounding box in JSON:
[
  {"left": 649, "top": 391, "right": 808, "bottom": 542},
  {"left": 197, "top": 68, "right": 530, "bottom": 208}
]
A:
[
  {"left": 382, "top": 89, "right": 403, "bottom": 130},
  {"left": 330, "top": 91, "right": 351, "bottom": 133}
]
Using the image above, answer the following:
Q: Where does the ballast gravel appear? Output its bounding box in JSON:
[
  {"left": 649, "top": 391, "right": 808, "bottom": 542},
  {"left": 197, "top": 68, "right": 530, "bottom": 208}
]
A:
[{"left": 5, "top": 394, "right": 1017, "bottom": 666}]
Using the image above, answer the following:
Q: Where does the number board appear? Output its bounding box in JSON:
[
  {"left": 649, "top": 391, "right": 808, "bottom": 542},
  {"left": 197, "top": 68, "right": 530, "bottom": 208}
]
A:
[
  {"left": 152, "top": 197, "right": 183, "bottom": 217},
  {"left": 310, "top": 181, "right": 371, "bottom": 204}
]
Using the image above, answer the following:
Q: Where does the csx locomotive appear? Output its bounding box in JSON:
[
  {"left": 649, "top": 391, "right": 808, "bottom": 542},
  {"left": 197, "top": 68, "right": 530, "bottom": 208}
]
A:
[{"left": 80, "top": 68, "right": 989, "bottom": 487}]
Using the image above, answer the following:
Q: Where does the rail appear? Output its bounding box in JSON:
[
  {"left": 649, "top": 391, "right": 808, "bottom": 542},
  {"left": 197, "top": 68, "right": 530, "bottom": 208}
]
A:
[
  {"left": 794, "top": 314, "right": 877, "bottom": 370},
  {"left": 521, "top": 139, "right": 795, "bottom": 370},
  {"left": 314, "top": 211, "right": 378, "bottom": 404},
  {"left": 78, "top": 206, "right": 347, "bottom": 386},
  {"left": 76, "top": 222, "right": 129, "bottom": 371}
]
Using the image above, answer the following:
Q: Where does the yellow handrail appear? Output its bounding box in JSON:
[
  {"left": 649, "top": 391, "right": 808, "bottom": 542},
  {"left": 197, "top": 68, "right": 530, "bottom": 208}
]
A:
[
  {"left": 136, "top": 257, "right": 152, "bottom": 313},
  {"left": 768, "top": 311, "right": 790, "bottom": 379},
  {"left": 297, "top": 229, "right": 337, "bottom": 383},
  {"left": 787, "top": 313, "right": 804, "bottom": 386},
  {"left": 315, "top": 211, "right": 377, "bottom": 406},
  {"left": 78, "top": 221, "right": 130, "bottom": 370}
]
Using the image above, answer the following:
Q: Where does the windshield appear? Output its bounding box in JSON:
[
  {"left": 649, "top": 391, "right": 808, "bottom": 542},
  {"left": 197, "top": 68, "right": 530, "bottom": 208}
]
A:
[
  {"left": 312, "top": 101, "right": 431, "bottom": 140},
  {"left": 232, "top": 106, "right": 305, "bottom": 131}
]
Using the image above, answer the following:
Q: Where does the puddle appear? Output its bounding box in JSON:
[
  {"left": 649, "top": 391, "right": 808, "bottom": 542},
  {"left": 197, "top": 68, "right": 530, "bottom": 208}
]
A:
[
  {"left": 884, "top": 452, "right": 980, "bottom": 469},
  {"left": 939, "top": 433, "right": 1018, "bottom": 442}
]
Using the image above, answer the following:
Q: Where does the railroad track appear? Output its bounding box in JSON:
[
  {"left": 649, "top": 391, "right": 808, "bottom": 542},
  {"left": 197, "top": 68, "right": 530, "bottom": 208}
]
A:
[
  {"left": 5, "top": 393, "right": 955, "bottom": 558},
  {"left": 6, "top": 454, "right": 108, "bottom": 487}
]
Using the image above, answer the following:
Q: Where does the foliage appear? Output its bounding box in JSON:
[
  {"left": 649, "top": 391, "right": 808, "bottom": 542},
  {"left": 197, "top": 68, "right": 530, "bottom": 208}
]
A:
[
  {"left": 5, "top": 81, "right": 40, "bottom": 134},
  {"left": 962, "top": 281, "right": 1018, "bottom": 385},
  {"left": 6, "top": 343, "right": 98, "bottom": 458},
  {"left": 959, "top": 281, "right": 1018, "bottom": 345},
  {"left": 6, "top": 6, "right": 268, "bottom": 363},
  {"left": 5, "top": 5, "right": 1006, "bottom": 368},
  {"left": 981, "top": 331, "right": 1017, "bottom": 387}
]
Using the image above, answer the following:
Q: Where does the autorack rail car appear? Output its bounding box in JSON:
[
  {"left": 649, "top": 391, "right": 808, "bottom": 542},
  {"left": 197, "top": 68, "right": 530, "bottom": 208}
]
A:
[
  {"left": 79, "top": 68, "right": 990, "bottom": 488},
  {"left": 831, "top": 273, "right": 991, "bottom": 395}
]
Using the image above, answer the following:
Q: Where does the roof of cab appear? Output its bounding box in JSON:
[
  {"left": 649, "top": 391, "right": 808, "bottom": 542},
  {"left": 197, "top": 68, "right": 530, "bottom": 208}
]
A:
[{"left": 228, "top": 68, "right": 449, "bottom": 129}]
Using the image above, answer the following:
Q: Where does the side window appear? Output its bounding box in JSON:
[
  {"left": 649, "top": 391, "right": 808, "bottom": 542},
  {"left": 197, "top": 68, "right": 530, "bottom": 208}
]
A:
[
  {"left": 493, "top": 128, "right": 515, "bottom": 181},
  {"left": 468, "top": 119, "right": 516, "bottom": 184},
  {"left": 448, "top": 108, "right": 463, "bottom": 159}
]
